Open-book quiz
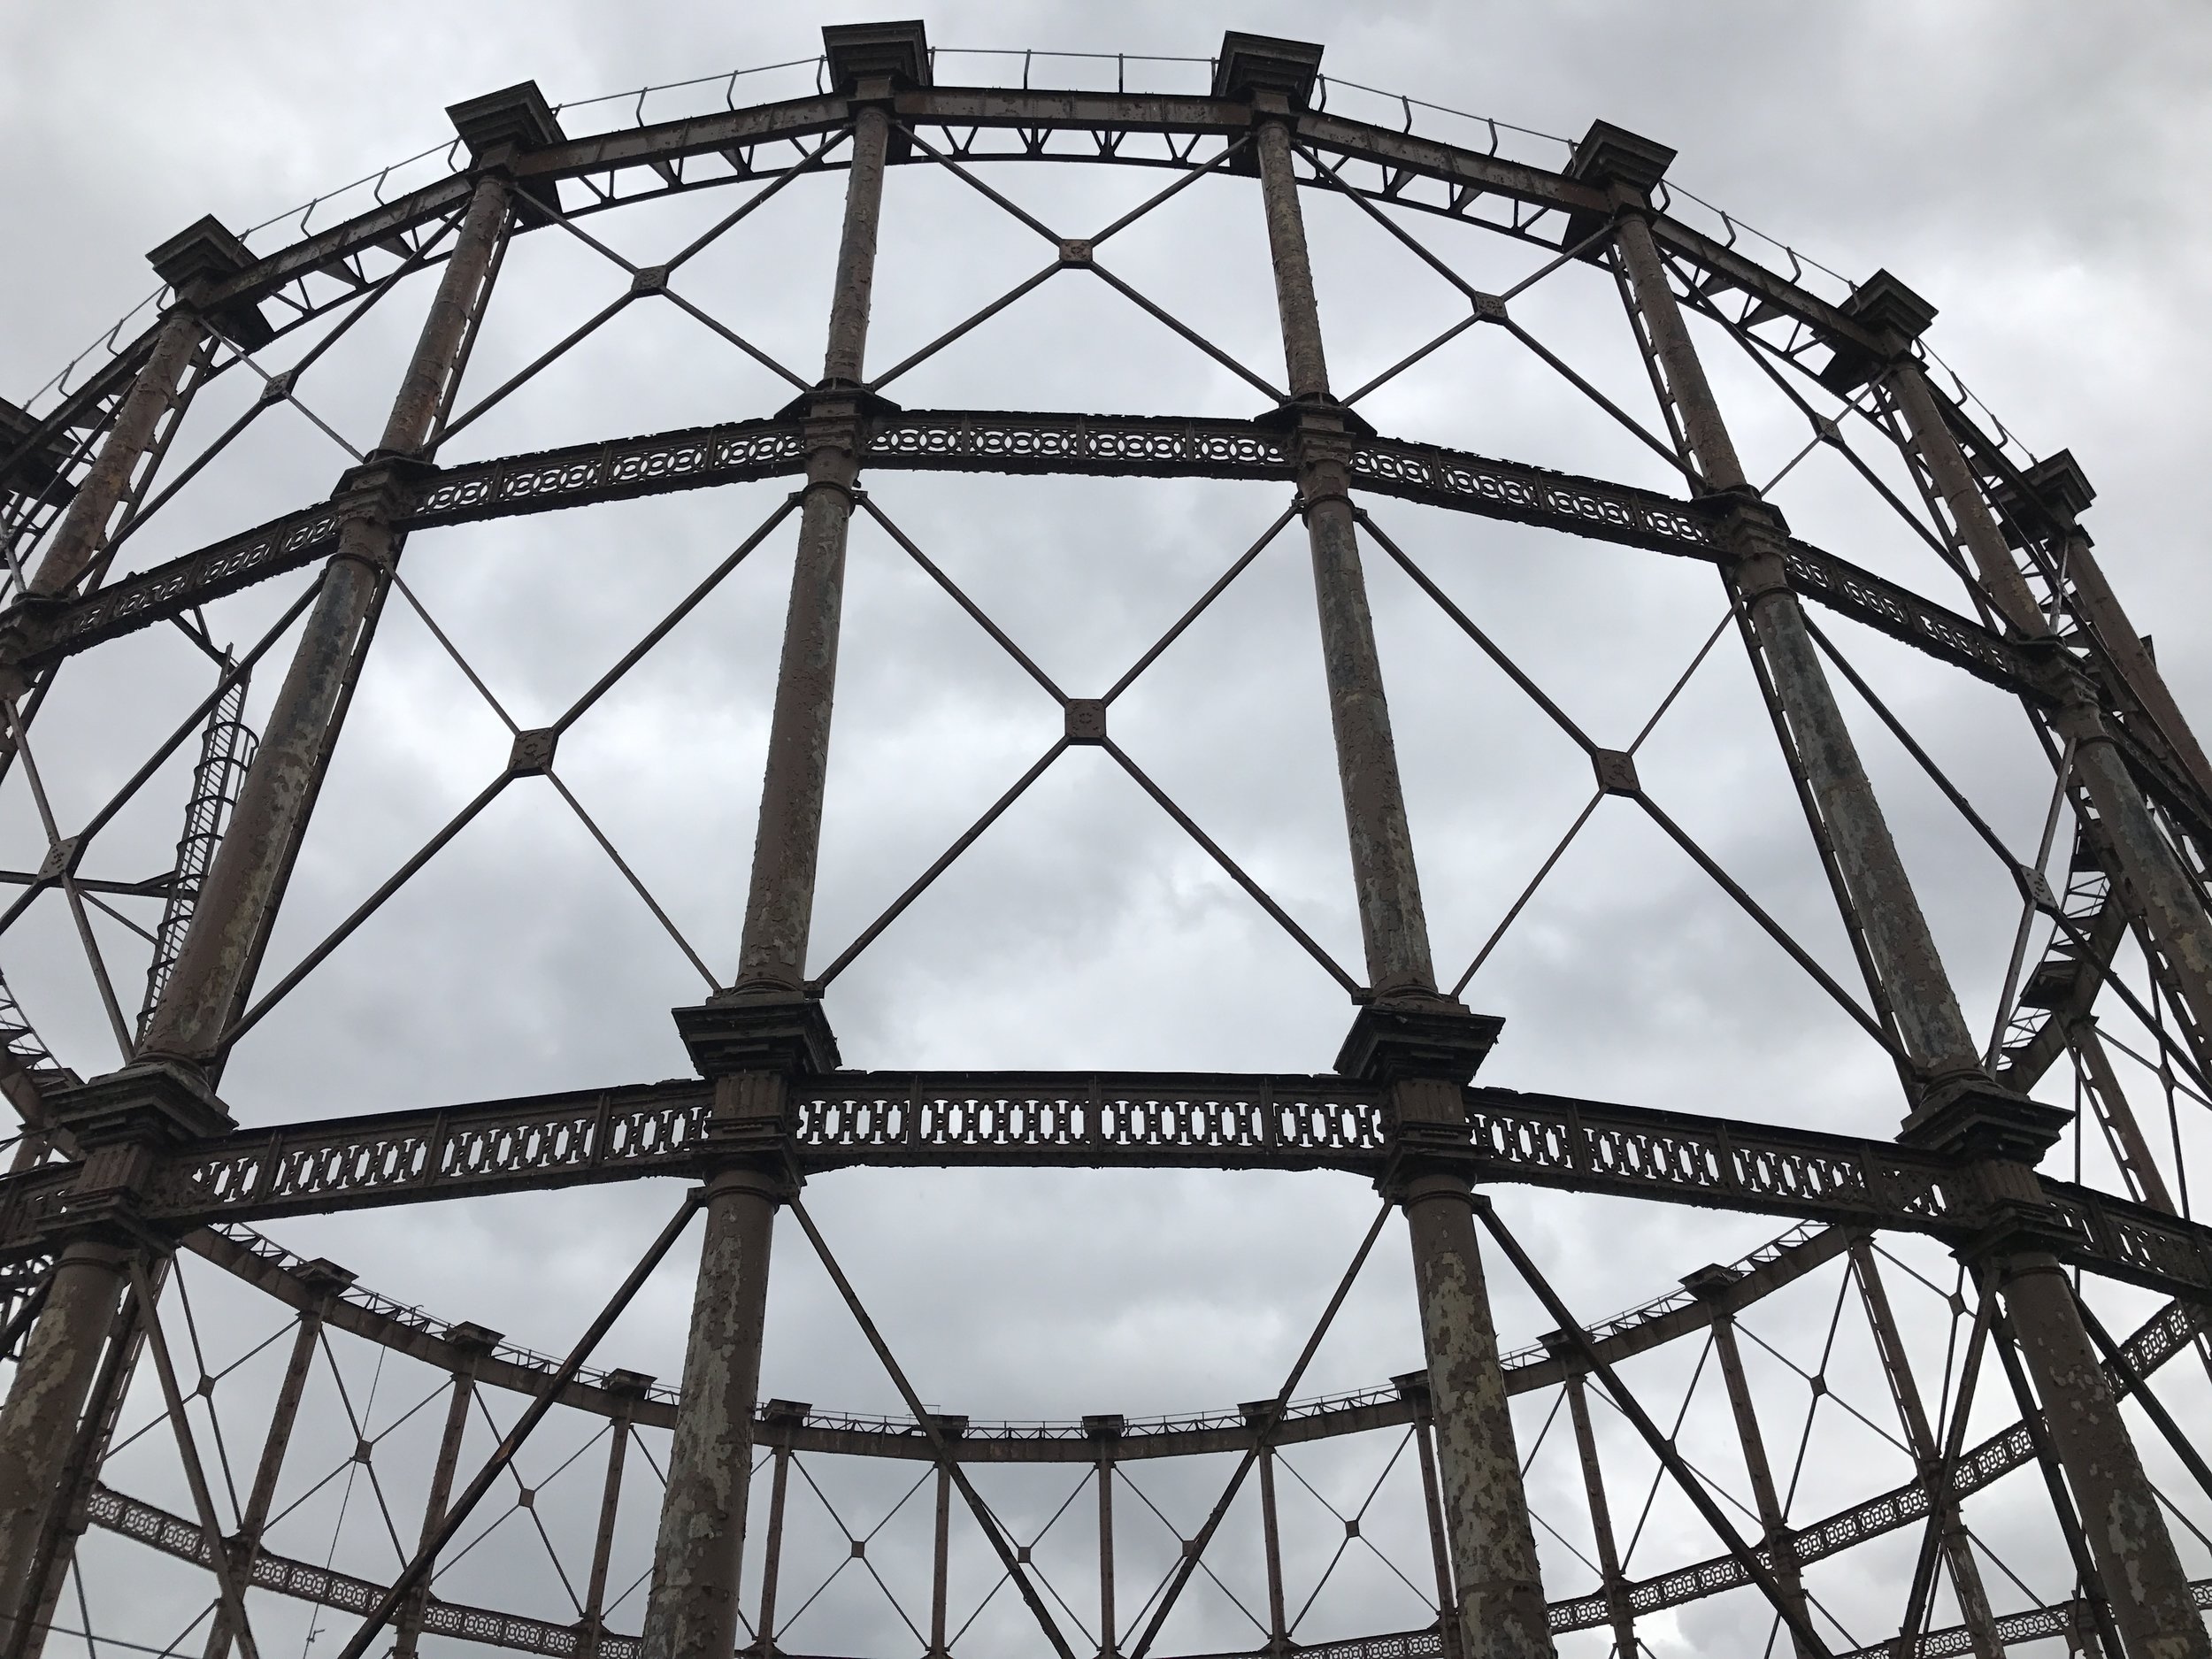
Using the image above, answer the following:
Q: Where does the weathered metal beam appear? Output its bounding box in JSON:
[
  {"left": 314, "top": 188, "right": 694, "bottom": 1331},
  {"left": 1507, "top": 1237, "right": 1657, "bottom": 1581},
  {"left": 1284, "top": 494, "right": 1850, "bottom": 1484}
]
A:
[
  {"left": 0, "top": 1073, "right": 2205, "bottom": 1298},
  {"left": 2, "top": 411, "right": 2047, "bottom": 742}
]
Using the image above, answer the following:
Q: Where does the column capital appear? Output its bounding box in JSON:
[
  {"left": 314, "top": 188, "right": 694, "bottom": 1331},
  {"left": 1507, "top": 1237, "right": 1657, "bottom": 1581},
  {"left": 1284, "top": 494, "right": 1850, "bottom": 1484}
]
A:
[
  {"left": 1820, "top": 270, "right": 1938, "bottom": 391},
  {"left": 1212, "top": 33, "right": 1324, "bottom": 107},
  {"left": 1335, "top": 999, "right": 1502, "bottom": 1085},
  {"left": 1993, "top": 449, "right": 2096, "bottom": 544},
  {"left": 1561, "top": 120, "right": 1675, "bottom": 250},
  {"left": 822, "top": 21, "right": 933, "bottom": 96},
  {"left": 148, "top": 216, "right": 272, "bottom": 348},
  {"left": 446, "top": 84, "right": 564, "bottom": 226},
  {"left": 1678, "top": 1262, "right": 1744, "bottom": 1307},
  {"left": 49, "top": 1058, "right": 229, "bottom": 1148},
  {"left": 674, "top": 988, "right": 841, "bottom": 1078},
  {"left": 1897, "top": 1070, "right": 2070, "bottom": 1162}
]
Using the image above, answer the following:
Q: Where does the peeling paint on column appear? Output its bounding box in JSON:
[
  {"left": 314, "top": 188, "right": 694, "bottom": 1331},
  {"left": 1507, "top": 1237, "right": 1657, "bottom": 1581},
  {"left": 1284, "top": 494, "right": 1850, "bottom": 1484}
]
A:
[{"left": 1403, "top": 1176, "right": 1553, "bottom": 1659}]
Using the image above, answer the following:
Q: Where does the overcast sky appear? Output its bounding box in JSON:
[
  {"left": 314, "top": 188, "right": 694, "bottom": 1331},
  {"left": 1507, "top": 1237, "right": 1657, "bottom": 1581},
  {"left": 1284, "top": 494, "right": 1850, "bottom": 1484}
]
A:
[{"left": 4, "top": 5, "right": 2210, "bottom": 1659}]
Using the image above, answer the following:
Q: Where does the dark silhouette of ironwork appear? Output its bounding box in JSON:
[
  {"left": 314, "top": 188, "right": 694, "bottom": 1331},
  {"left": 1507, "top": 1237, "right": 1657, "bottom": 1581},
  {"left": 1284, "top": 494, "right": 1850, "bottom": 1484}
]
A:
[{"left": 0, "top": 23, "right": 2206, "bottom": 1659}]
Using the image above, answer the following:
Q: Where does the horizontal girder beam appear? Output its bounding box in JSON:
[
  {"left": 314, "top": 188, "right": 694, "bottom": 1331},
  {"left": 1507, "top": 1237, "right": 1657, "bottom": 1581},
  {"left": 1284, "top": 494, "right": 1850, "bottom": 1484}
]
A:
[
  {"left": 80, "top": 1296, "right": 2209, "bottom": 1651},
  {"left": 5, "top": 410, "right": 2039, "bottom": 705},
  {"left": 7, "top": 1071, "right": 2209, "bottom": 1302}
]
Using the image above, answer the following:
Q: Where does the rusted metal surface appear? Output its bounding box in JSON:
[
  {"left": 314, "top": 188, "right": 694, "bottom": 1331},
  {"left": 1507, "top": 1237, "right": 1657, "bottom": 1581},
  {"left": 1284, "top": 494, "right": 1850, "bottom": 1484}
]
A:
[
  {"left": 0, "top": 1075, "right": 2208, "bottom": 1299},
  {"left": 138, "top": 169, "right": 515, "bottom": 1070},
  {"left": 1693, "top": 1275, "right": 1816, "bottom": 1659},
  {"left": 4, "top": 28, "right": 2211, "bottom": 1659},
  {"left": 23, "top": 313, "right": 201, "bottom": 601},
  {"left": 640, "top": 1169, "right": 779, "bottom": 1659},
  {"left": 734, "top": 103, "right": 886, "bottom": 993},
  {"left": 1556, "top": 1363, "right": 1634, "bottom": 1659},
  {"left": 2000, "top": 1256, "right": 2212, "bottom": 1659},
  {"left": 1402, "top": 1175, "right": 1549, "bottom": 1659},
  {"left": 0, "top": 1239, "right": 127, "bottom": 1647}
]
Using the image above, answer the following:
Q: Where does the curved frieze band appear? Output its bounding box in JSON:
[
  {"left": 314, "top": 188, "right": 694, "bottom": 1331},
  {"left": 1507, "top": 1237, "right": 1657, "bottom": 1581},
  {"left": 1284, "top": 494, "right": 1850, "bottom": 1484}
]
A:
[
  {"left": 5, "top": 1072, "right": 2208, "bottom": 1302},
  {"left": 4, "top": 411, "right": 2038, "bottom": 710}
]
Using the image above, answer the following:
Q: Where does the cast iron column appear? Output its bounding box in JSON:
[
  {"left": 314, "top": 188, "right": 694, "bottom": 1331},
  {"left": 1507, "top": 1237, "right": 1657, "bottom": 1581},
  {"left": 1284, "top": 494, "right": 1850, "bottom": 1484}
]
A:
[
  {"left": 1088, "top": 1416, "right": 1121, "bottom": 1659},
  {"left": 1998, "top": 1251, "right": 2210, "bottom": 1659},
  {"left": 754, "top": 1402, "right": 803, "bottom": 1657},
  {"left": 1250, "top": 99, "right": 1433, "bottom": 997},
  {"left": 394, "top": 1320, "right": 498, "bottom": 1659},
  {"left": 646, "top": 33, "right": 915, "bottom": 1657},
  {"left": 204, "top": 1260, "right": 354, "bottom": 1659},
  {"left": 639, "top": 1153, "right": 784, "bottom": 1659},
  {"left": 25, "top": 315, "right": 200, "bottom": 600},
  {"left": 1398, "top": 1166, "right": 1551, "bottom": 1659},
  {"left": 1224, "top": 35, "right": 1552, "bottom": 1659},
  {"left": 579, "top": 1370, "right": 651, "bottom": 1659},
  {"left": 1222, "top": 39, "right": 1552, "bottom": 1657},
  {"left": 733, "top": 96, "right": 889, "bottom": 993},
  {"left": 1581, "top": 120, "right": 2208, "bottom": 1659},
  {"left": 1683, "top": 1269, "right": 1816, "bottom": 1659},
  {"left": 1540, "top": 1342, "right": 1636, "bottom": 1659},
  {"left": 137, "top": 163, "right": 515, "bottom": 1068},
  {"left": 1852, "top": 284, "right": 2212, "bottom": 1066},
  {"left": 0, "top": 1240, "right": 129, "bottom": 1647},
  {"left": 1585, "top": 127, "right": 1980, "bottom": 1083}
]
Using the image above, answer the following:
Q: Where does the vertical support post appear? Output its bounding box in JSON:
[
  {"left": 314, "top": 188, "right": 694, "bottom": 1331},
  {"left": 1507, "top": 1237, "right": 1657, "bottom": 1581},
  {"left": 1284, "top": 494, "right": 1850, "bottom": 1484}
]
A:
[
  {"left": 1578, "top": 120, "right": 2208, "bottom": 1659},
  {"left": 25, "top": 315, "right": 202, "bottom": 599},
  {"left": 1540, "top": 1347, "right": 1636, "bottom": 1659},
  {"left": 1577, "top": 124, "right": 1983, "bottom": 1084},
  {"left": 579, "top": 1371, "right": 651, "bottom": 1659},
  {"left": 1087, "top": 1417, "right": 1122, "bottom": 1659},
  {"left": 1855, "top": 288, "right": 2212, "bottom": 1073},
  {"left": 2070, "top": 1020, "right": 2177, "bottom": 1214},
  {"left": 394, "top": 1321, "right": 498, "bottom": 1659},
  {"left": 1876, "top": 354, "right": 2046, "bottom": 638},
  {"left": 1846, "top": 1240, "right": 2001, "bottom": 1659},
  {"left": 1997, "top": 1254, "right": 2211, "bottom": 1659},
  {"left": 757, "top": 1402, "right": 803, "bottom": 1657},
  {"left": 2050, "top": 681, "right": 2212, "bottom": 1071},
  {"left": 929, "top": 1458, "right": 951, "bottom": 1659},
  {"left": 648, "top": 28, "right": 928, "bottom": 1656},
  {"left": 734, "top": 92, "right": 892, "bottom": 995},
  {"left": 1682, "top": 1270, "right": 1815, "bottom": 1659},
  {"left": 1246, "top": 86, "right": 1432, "bottom": 995},
  {"left": 1231, "top": 43, "right": 1544, "bottom": 1645},
  {"left": 2049, "top": 518, "right": 2212, "bottom": 809},
  {"left": 1399, "top": 1375, "right": 1463, "bottom": 1659},
  {"left": 0, "top": 1240, "right": 130, "bottom": 1652},
  {"left": 1249, "top": 1409, "right": 1288, "bottom": 1657},
  {"left": 137, "top": 158, "right": 518, "bottom": 1069},
  {"left": 1395, "top": 1168, "right": 1550, "bottom": 1659},
  {"left": 639, "top": 1162, "right": 781, "bottom": 1659},
  {"left": 204, "top": 1261, "right": 355, "bottom": 1659}
]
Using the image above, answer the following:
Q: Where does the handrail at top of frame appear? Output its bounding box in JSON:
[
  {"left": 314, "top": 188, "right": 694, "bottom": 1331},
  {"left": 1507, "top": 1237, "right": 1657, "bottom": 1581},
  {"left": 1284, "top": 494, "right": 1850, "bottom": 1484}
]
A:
[
  {"left": 159, "top": 80, "right": 1878, "bottom": 370},
  {"left": 0, "top": 408, "right": 2041, "bottom": 706}
]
